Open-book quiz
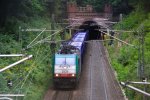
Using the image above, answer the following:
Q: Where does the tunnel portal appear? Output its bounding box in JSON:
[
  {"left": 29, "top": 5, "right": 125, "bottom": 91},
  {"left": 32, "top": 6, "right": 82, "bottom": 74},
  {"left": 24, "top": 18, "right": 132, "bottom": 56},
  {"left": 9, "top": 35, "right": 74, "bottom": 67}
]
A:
[{"left": 79, "top": 21, "right": 101, "bottom": 40}]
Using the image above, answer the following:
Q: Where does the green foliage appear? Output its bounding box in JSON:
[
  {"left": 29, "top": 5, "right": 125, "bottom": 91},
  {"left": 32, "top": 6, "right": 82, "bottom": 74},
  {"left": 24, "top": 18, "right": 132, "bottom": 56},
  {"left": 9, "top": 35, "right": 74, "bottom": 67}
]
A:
[
  {"left": 75, "top": 0, "right": 105, "bottom": 12},
  {"left": 24, "top": 85, "right": 44, "bottom": 100},
  {"left": 0, "top": 15, "right": 63, "bottom": 100},
  {"left": 0, "top": 74, "right": 9, "bottom": 92},
  {"left": 111, "top": 59, "right": 129, "bottom": 81},
  {"left": 115, "top": 10, "right": 146, "bottom": 30},
  {"left": 0, "top": 34, "right": 21, "bottom": 54},
  {"left": 108, "top": 6, "right": 150, "bottom": 100},
  {"left": 110, "top": 0, "right": 122, "bottom": 6},
  {"left": 0, "top": 0, "right": 47, "bottom": 29},
  {"left": 75, "top": 0, "right": 134, "bottom": 13},
  {"left": 117, "top": 50, "right": 129, "bottom": 66},
  {"left": 30, "top": 0, "right": 44, "bottom": 12}
]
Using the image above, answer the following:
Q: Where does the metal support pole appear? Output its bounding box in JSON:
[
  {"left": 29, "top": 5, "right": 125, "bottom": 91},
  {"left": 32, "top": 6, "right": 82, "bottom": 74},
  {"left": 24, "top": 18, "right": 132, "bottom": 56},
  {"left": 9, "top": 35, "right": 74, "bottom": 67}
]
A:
[
  {"left": 0, "top": 94, "right": 25, "bottom": 100},
  {"left": 69, "top": 28, "right": 72, "bottom": 37},
  {"left": 19, "top": 26, "right": 22, "bottom": 50},
  {"left": 137, "top": 25, "right": 146, "bottom": 99},
  {"left": 141, "top": 28, "right": 146, "bottom": 100},
  {"left": 0, "top": 54, "right": 25, "bottom": 57},
  {"left": 0, "top": 97, "right": 13, "bottom": 100},
  {"left": 141, "top": 29, "right": 145, "bottom": 79},
  {"left": 0, "top": 94, "right": 25, "bottom": 97},
  {"left": 125, "top": 81, "right": 150, "bottom": 85},
  {"left": 118, "top": 13, "right": 123, "bottom": 47},
  {"left": 138, "top": 25, "right": 145, "bottom": 79},
  {"left": 120, "top": 82, "right": 150, "bottom": 97},
  {"left": 50, "top": 14, "right": 56, "bottom": 54},
  {"left": 0, "top": 55, "right": 33, "bottom": 72}
]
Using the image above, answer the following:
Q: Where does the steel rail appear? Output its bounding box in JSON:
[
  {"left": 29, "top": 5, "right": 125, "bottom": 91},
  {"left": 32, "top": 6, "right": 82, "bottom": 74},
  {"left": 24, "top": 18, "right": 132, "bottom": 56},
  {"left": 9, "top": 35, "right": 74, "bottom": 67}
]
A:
[{"left": 98, "top": 42, "right": 109, "bottom": 100}]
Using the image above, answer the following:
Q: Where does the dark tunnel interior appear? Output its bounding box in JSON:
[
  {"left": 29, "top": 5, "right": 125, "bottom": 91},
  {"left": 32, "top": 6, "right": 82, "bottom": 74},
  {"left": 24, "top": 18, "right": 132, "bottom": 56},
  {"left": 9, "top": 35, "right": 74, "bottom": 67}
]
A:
[{"left": 79, "top": 21, "right": 101, "bottom": 40}]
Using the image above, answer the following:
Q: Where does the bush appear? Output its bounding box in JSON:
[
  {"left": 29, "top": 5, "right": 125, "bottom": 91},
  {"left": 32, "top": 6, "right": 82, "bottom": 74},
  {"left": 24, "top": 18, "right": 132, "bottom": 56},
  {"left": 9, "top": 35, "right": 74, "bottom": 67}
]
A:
[{"left": 107, "top": 9, "right": 150, "bottom": 99}]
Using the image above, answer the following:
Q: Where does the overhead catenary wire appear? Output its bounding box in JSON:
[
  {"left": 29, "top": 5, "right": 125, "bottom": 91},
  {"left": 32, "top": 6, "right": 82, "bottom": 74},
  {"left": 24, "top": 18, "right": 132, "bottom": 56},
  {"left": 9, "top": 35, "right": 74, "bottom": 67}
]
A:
[
  {"left": 24, "top": 31, "right": 61, "bottom": 49},
  {"left": 27, "top": 28, "right": 46, "bottom": 48},
  {"left": 22, "top": 28, "right": 137, "bottom": 37},
  {"left": 28, "top": 39, "right": 116, "bottom": 47},
  {"left": 18, "top": 43, "right": 48, "bottom": 99},
  {"left": 24, "top": 28, "right": 137, "bottom": 49},
  {"left": 19, "top": 43, "right": 50, "bottom": 93},
  {"left": 23, "top": 20, "right": 120, "bottom": 49},
  {"left": 25, "top": 24, "right": 76, "bottom": 49},
  {"left": 17, "top": 45, "right": 42, "bottom": 95},
  {"left": 33, "top": 39, "right": 116, "bottom": 45},
  {"left": 18, "top": 54, "right": 49, "bottom": 95},
  {"left": 44, "top": 40, "right": 67, "bottom": 43},
  {"left": 12, "top": 77, "right": 25, "bottom": 92},
  {"left": 101, "top": 31, "right": 136, "bottom": 48},
  {"left": 22, "top": 28, "right": 83, "bottom": 32},
  {"left": 96, "top": 29, "right": 137, "bottom": 33},
  {"left": 21, "top": 28, "right": 57, "bottom": 32}
]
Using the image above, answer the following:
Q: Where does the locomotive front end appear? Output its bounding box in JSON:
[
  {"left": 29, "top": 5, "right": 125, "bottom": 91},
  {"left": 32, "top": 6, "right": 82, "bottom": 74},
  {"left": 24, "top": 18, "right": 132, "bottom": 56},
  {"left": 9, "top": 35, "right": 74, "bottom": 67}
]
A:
[{"left": 53, "top": 54, "right": 79, "bottom": 88}]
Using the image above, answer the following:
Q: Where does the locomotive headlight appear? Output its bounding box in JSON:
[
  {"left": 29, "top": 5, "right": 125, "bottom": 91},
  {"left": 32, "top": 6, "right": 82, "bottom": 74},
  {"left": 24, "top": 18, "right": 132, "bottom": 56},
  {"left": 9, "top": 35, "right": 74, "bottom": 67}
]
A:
[
  {"left": 72, "top": 74, "right": 75, "bottom": 77},
  {"left": 55, "top": 74, "right": 59, "bottom": 77}
]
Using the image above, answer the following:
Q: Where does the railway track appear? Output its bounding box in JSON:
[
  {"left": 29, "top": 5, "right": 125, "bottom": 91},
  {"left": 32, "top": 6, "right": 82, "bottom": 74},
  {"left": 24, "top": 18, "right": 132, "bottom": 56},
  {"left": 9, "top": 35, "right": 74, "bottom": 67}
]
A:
[
  {"left": 96, "top": 41, "right": 123, "bottom": 99},
  {"left": 52, "top": 91, "right": 73, "bottom": 100},
  {"left": 44, "top": 40, "right": 125, "bottom": 100},
  {"left": 96, "top": 41, "right": 109, "bottom": 100}
]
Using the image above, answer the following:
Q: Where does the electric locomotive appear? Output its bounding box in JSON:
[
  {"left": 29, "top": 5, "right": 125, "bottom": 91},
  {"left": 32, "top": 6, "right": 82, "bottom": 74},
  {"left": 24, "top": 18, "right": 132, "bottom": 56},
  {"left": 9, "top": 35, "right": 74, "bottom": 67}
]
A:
[{"left": 52, "top": 31, "right": 88, "bottom": 89}]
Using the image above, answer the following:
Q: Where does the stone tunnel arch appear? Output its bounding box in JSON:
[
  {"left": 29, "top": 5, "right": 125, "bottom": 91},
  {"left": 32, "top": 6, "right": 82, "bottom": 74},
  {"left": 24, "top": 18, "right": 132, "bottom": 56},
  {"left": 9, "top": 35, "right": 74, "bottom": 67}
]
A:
[{"left": 79, "top": 21, "right": 101, "bottom": 40}]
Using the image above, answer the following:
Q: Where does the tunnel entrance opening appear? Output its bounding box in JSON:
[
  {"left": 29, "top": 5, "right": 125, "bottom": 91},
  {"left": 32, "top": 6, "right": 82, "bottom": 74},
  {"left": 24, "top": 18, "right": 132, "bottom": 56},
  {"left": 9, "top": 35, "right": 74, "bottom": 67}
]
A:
[{"left": 79, "top": 21, "right": 101, "bottom": 40}]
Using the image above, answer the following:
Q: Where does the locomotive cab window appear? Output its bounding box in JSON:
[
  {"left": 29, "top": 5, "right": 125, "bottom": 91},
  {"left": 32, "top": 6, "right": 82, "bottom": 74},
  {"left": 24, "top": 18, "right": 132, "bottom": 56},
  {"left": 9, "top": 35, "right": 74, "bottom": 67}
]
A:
[
  {"left": 55, "top": 58, "right": 66, "bottom": 65},
  {"left": 66, "top": 58, "right": 75, "bottom": 65},
  {"left": 55, "top": 57, "right": 75, "bottom": 65}
]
